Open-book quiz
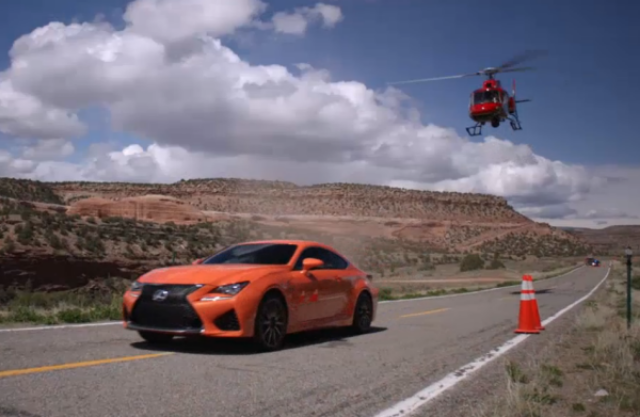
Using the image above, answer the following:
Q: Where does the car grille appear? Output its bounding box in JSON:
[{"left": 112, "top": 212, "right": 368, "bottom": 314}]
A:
[
  {"left": 130, "top": 284, "right": 203, "bottom": 331},
  {"left": 214, "top": 309, "right": 241, "bottom": 331}
]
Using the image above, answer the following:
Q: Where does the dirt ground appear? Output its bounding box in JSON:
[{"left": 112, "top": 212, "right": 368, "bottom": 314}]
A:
[{"left": 376, "top": 257, "right": 583, "bottom": 294}]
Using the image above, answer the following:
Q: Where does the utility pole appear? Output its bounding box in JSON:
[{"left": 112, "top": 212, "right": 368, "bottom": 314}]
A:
[{"left": 625, "top": 246, "right": 633, "bottom": 330}]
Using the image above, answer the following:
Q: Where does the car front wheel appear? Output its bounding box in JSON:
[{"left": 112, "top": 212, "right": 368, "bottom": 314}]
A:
[{"left": 253, "top": 293, "right": 288, "bottom": 352}]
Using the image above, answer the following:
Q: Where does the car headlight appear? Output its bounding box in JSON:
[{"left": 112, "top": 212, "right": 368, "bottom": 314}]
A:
[
  {"left": 200, "top": 281, "right": 250, "bottom": 301},
  {"left": 130, "top": 280, "right": 144, "bottom": 291}
]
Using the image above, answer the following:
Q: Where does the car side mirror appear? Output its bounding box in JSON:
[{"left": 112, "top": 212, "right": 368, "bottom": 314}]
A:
[
  {"left": 301, "top": 258, "right": 323, "bottom": 273},
  {"left": 192, "top": 258, "right": 204, "bottom": 265}
]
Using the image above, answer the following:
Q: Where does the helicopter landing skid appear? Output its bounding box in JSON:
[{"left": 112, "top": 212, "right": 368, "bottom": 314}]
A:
[
  {"left": 465, "top": 123, "right": 482, "bottom": 137},
  {"left": 508, "top": 116, "right": 523, "bottom": 131},
  {"left": 509, "top": 119, "right": 522, "bottom": 130}
]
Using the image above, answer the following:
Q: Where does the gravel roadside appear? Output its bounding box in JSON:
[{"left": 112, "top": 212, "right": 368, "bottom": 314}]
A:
[{"left": 414, "top": 279, "right": 608, "bottom": 417}]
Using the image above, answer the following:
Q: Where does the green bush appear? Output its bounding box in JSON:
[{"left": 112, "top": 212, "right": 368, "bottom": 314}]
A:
[
  {"left": 486, "top": 259, "right": 506, "bottom": 270},
  {"left": 460, "top": 254, "right": 484, "bottom": 272}
]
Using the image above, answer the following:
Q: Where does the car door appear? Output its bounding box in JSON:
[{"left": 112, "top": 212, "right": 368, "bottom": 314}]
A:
[
  {"left": 290, "top": 247, "right": 342, "bottom": 322},
  {"left": 286, "top": 268, "right": 322, "bottom": 323},
  {"left": 320, "top": 249, "right": 352, "bottom": 319}
]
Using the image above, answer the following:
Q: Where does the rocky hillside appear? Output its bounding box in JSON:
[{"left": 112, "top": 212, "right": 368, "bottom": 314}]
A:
[
  {"left": 0, "top": 178, "right": 64, "bottom": 205},
  {"left": 0, "top": 177, "right": 593, "bottom": 291},
  {"left": 51, "top": 178, "right": 531, "bottom": 223},
  {"left": 563, "top": 225, "right": 640, "bottom": 256}
]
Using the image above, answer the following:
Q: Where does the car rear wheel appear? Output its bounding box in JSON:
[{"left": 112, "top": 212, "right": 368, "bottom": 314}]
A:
[
  {"left": 253, "top": 293, "right": 288, "bottom": 352},
  {"left": 352, "top": 292, "right": 373, "bottom": 334},
  {"left": 138, "top": 331, "right": 174, "bottom": 344}
]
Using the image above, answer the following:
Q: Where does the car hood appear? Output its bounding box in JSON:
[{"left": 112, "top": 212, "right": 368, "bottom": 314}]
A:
[{"left": 138, "top": 264, "right": 290, "bottom": 286}]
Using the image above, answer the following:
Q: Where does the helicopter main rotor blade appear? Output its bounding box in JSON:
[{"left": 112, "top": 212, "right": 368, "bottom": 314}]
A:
[
  {"left": 500, "top": 66, "right": 535, "bottom": 74},
  {"left": 388, "top": 72, "right": 480, "bottom": 85},
  {"left": 497, "top": 50, "right": 547, "bottom": 70}
]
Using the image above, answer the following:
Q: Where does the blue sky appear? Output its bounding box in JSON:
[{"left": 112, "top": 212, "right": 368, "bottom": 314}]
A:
[
  {"left": 0, "top": 0, "right": 638, "bottom": 227},
  {"left": 1, "top": 0, "right": 637, "bottom": 166}
]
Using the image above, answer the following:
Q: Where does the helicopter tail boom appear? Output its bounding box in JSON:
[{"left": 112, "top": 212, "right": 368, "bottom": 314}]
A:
[{"left": 510, "top": 78, "right": 531, "bottom": 109}]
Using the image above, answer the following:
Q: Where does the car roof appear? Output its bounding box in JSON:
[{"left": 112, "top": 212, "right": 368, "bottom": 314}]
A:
[
  {"left": 235, "top": 239, "right": 340, "bottom": 252},
  {"left": 222, "top": 239, "right": 356, "bottom": 267}
]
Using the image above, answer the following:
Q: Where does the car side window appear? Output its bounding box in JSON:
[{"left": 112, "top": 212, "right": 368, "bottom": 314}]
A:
[
  {"left": 324, "top": 250, "right": 349, "bottom": 270},
  {"left": 293, "top": 247, "right": 349, "bottom": 270}
]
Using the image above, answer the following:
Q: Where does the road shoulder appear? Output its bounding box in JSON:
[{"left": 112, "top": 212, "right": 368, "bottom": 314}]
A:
[{"left": 417, "top": 262, "right": 639, "bottom": 417}]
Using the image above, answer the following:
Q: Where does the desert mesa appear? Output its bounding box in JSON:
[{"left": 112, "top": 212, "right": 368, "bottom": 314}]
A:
[{"left": 2, "top": 177, "right": 593, "bottom": 257}]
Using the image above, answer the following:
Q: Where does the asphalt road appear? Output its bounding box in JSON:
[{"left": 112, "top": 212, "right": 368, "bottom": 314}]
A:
[{"left": 0, "top": 266, "right": 607, "bottom": 417}]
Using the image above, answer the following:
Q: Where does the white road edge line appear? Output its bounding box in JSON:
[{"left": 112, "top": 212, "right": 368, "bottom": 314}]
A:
[
  {"left": 0, "top": 264, "right": 586, "bottom": 333},
  {"left": 371, "top": 264, "right": 612, "bottom": 417},
  {"left": 0, "top": 321, "right": 122, "bottom": 333}
]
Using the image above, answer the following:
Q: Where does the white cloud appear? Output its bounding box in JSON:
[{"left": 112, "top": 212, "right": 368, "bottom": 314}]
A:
[
  {"left": 123, "top": 0, "right": 267, "bottom": 45},
  {"left": 581, "top": 208, "right": 638, "bottom": 220},
  {"left": 0, "top": 0, "right": 636, "bottom": 228},
  {"left": 21, "top": 139, "right": 75, "bottom": 160},
  {"left": 271, "top": 11, "right": 309, "bottom": 35},
  {"left": 0, "top": 76, "right": 85, "bottom": 139},
  {"left": 518, "top": 204, "right": 578, "bottom": 220},
  {"left": 312, "top": 3, "right": 345, "bottom": 27},
  {"left": 271, "top": 3, "right": 344, "bottom": 35}
]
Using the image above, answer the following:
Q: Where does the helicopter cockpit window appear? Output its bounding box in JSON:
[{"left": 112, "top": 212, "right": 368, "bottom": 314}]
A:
[{"left": 473, "top": 91, "right": 499, "bottom": 105}]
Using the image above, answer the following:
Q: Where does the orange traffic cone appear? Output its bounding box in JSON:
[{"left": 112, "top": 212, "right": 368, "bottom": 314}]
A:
[
  {"left": 515, "top": 274, "right": 540, "bottom": 334},
  {"left": 526, "top": 275, "right": 545, "bottom": 331}
]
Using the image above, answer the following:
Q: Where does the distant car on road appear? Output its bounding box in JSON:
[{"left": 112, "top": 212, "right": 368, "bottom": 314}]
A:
[
  {"left": 585, "top": 257, "right": 600, "bottom": 267},
  {"left": 122, "top": 240, "right": 378, "bottom": 351}
]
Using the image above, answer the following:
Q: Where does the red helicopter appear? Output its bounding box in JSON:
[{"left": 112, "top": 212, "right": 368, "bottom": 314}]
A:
[{"left": 389, "top": 50, "right": 546, "bottom": 137}]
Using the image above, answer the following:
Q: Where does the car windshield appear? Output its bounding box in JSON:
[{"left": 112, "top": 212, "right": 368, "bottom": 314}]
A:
[{"left": 202, "top": 243, "right": 298, "bottom": 265}]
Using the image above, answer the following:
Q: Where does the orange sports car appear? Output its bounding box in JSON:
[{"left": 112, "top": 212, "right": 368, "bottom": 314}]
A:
[{"left": 122, "top": 240, "right": 379, "bottom": 351}]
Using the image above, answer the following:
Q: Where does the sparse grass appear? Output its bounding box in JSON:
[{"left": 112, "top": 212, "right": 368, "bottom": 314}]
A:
[
  {"left": 531, "top": 263, "right": 584, "bottom": 281},
  {"left": 378, "top": 287, "right": 450, "bottom": 301},
  {"left": 477, "top": 262, "right": 640, "bottom": 417},
  {"left": 377, "top": 261, "right": 582, "bottom": 301},
  {"left": 495, "top": 280, "right": 521, "bottom": 288},
  {"left": 0, "top": 277, "right": 130, "bottom": 325}
]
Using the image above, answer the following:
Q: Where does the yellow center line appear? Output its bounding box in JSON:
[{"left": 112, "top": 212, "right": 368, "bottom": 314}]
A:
[
  {"left": 400, "top": 308, "right": 450, "bottom": 318},
  {"left": 0, "top": 352, "right": 174, "bottom": 379}
]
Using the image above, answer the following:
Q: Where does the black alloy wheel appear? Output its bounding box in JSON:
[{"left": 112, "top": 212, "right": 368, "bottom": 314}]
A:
[
  {"left": 352, "top": 292, "right": 373, "bottom": 334},
  {"left": 254, "top": 293, "right": 288, "bottom": 352}
]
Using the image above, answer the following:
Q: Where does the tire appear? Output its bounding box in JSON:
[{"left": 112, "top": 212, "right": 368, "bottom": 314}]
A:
[
  {"left": 351, "top": 292, "right": 373, "bottom": 334},
  {"left": 138, "top": 331, "right": 174, "bottom": 344},
  {"left": 253, "top": 293, "right": 288, "bottom": 352}
]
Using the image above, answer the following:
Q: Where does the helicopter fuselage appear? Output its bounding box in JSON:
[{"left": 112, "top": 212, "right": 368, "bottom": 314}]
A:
[{"left": 468, "top": 79, "right": 516, "bottom": 128}]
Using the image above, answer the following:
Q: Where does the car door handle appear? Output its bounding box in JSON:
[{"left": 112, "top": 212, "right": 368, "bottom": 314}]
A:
[{"left": 335, "top": 276, "right": 342, "bottom": 282}]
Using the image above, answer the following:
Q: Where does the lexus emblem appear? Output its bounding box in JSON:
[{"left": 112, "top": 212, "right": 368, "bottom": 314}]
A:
[{"left": 152, "top": 289, "right": 169, "bottom": 302}]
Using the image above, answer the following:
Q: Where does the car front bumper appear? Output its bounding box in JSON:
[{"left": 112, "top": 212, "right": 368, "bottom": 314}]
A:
[{"left": 122, "top": 284, "right": 259, "bottom": 338}]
